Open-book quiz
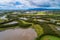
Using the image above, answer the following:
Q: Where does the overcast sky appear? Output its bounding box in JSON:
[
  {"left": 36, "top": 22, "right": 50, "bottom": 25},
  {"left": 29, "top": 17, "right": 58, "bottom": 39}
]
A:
[{"left": 0, "top": 0, "right": 60, "bottom": 10}]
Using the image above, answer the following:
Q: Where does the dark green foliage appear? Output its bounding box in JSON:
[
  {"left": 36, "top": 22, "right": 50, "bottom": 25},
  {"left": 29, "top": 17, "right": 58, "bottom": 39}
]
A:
[
  {"left": 0, "top": 23, "right": 19, "bottom": 28},
  {"left": 18, "top": 23, "right": 32, "bottom": 28},
  {"left": 39, "top": 23, "right": 60, "bottom": 37}
]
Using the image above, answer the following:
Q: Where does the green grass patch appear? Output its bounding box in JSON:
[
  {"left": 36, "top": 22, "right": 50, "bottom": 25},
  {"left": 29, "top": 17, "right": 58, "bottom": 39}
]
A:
[
  {"left": 32, "top": 24, "right": 44, "bottom": 37},
  {"left": 17, "top": 20, "right": 32, "bottom": 28},
  {"left": 40, "top": 35, "right": 60, "bottom": 40},
  {"left": 0, "top": 28, "right": 7, "bottom": 31},
  {"left": 0, "top": 19, "right": 4, "bottom": 22}
]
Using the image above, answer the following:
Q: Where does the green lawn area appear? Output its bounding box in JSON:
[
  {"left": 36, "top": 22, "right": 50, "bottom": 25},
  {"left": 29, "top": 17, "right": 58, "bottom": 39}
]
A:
[{"left": 40, "top": 35, "right": 60, "bottom": 40}]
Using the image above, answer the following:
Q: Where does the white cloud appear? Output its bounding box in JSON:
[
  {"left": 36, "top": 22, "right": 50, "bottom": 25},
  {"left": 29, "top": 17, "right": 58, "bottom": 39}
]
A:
[
  {"left": 0, "top": 0, "right": 60, "bottom": 10},
  {"left": 29, "top": 0, "right": 49, "bottom": 5}
]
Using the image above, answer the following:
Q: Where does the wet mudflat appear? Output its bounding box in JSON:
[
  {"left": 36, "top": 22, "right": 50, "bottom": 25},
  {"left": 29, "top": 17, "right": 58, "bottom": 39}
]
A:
[{"left": 0, "top": 28, "right": 37, "bottom": 40}]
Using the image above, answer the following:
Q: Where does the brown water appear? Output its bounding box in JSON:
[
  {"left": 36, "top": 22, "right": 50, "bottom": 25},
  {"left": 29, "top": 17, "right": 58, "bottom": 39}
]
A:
[{"left": 0, "top": 28, "right": 37, "bottom": 40}]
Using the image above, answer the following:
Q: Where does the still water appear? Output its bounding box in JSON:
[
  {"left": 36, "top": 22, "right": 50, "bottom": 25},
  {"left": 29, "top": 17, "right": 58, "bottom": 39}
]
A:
[{"left": 0, "top": 28, "right": 37, "bottom": 40}]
